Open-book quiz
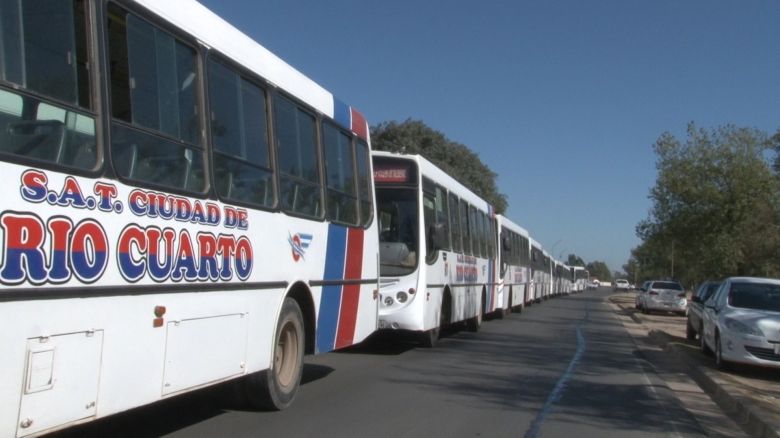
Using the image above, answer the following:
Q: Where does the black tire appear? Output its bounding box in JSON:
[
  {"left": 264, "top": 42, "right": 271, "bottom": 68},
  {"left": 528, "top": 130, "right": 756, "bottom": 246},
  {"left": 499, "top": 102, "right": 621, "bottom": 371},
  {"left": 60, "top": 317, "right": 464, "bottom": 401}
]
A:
[
  {"left": 466, "top": 291, "right": 484, "bottom": 332},
  {"left": 715, "top": 333, "right": 730, "bottom": 371},
  {"left": 685, "top": 318, "right": 696, "bottom": 340},
  {"left": 700, "top": 324, "right": 711, "bottom": 355},
  {"left": 418, "top": 326, "right": 440, "bottom": 348},
  {"left": 421, "top": 294, "right": 448, "bottom": 348},
  {"left": 245, "top": 297, "right": 304, "bottom": 410}
]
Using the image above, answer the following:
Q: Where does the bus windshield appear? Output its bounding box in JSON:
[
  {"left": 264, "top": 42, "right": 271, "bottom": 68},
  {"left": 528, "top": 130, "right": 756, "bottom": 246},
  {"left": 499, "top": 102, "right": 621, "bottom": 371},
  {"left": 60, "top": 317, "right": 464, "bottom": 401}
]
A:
[{"left": 377, "top": 187, "right": 418, "bottom": 276}]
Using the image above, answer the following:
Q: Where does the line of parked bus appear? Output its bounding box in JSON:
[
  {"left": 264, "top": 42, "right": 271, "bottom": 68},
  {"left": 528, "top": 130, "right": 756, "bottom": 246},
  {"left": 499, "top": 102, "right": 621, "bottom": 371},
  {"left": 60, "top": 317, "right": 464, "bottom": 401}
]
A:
[
  {"left": 373, "top": 151, "right": 590, "bottom": 347},
  {"left": 0, "top": 1, "right": 587, "bottom": 436}
]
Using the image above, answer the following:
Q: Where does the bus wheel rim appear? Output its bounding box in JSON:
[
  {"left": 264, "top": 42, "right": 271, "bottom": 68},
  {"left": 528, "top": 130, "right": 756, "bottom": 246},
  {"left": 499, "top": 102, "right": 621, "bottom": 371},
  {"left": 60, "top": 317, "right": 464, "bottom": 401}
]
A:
[{"left": 275, "top": 320, "right": 299, "bottom": 389}]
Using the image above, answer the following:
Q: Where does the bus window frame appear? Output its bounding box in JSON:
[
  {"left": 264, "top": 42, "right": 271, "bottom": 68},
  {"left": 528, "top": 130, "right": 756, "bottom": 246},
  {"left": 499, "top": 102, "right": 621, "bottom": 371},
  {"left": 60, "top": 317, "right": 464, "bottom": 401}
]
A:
[
  {"left": 0, "top": 0, "right": 103, "bottom": 178},
  {"left": 354, "top": 138, "right": 374, "bottom": 229},
  {"left": 204, "top": 51, "right": 278, "bottom": 212},
  {"left": 272, "top": 91, "right": 326, "bottom": 221},
  {"left": 321, "top": 120, "right": 359, "bottom": 227},
  {"left": 105, "top": 1, "right": 209, "bottom": 198}
]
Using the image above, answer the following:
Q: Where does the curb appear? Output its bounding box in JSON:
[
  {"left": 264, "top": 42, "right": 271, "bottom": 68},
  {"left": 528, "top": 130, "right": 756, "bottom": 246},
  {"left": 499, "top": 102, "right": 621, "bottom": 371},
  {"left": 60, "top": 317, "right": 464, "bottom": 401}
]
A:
[{"left": 657, "top": 333, "right": 780, "bottom": 438}]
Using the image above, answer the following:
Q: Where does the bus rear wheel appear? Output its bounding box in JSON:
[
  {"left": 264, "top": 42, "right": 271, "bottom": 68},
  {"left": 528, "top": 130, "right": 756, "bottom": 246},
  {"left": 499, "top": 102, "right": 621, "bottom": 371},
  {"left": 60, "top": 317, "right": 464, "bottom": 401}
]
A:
[
  {"left": 245, "top": 297, "right": 304, "bottom": 410},
  {"left": 467, "top": 291, "right": 484, "bottom": 332}
]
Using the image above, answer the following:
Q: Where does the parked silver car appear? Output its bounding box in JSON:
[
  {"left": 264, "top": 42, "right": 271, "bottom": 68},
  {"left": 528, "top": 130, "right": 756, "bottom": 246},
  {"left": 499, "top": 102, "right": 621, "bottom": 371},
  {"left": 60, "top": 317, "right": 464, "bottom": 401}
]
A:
[
  {"left": 640, "top": 280, "right": 687, "bottom": 315},
  {"left": 613, "top": 279, "right": 630, "bottom": 291},
  {"left": 686, "top": 280, "right": 721, "bottom": 340},
  {"left": 700, "top": 277, "right": 780, "bottom": 369},
  {"left": 635, "top": 281, "right": 652, "bottom": 309}
]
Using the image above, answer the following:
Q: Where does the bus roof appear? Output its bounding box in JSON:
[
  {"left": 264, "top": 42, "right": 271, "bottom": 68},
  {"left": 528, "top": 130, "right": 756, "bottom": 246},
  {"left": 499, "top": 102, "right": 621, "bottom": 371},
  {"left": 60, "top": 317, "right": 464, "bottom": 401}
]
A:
[
  {"left": 496, "top": 214, "right": 529, "bottom": 237},
  {"left": 372, "top": 151, "right": 493, "bottom": 214},
  {"left": 133, "top": 0, "right": 367, "bottom": 138}
]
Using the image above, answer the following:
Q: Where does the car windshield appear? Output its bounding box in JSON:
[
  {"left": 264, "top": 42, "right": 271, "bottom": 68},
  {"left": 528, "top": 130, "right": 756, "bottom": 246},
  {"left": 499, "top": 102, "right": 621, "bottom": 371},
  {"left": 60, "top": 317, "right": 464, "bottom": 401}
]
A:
[
  {"left": 652, "top": 281, "right": 683, "bottom": 291},
  {"left": 729, "top": 282, "right": 780, "bottom": 312},
  {"left": 701, "top": 282, "right": 720, "bottom": 301}
]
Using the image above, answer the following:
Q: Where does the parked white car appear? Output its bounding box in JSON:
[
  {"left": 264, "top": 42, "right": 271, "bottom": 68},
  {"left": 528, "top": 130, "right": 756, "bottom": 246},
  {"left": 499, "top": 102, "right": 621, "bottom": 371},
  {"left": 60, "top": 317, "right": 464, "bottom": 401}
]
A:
[
  {"left": 700, "top": 277, "right": 780, "bottom": 369},
  {"left": 613, "top": 279, "right": 630, "bottom": 291},
  {"left": 639, "top": 280, "right": 687, "bottom": 315},
  {"left": 636, "top": 281, "right": 652, "bottom": 309}
]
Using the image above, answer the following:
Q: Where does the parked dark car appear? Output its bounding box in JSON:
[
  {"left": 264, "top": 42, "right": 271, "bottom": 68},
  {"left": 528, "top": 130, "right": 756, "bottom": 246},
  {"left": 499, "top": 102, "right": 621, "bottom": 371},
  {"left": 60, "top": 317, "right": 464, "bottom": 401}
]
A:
[{"left": 686, "top": 280, "right": 721, "bottom": 340}]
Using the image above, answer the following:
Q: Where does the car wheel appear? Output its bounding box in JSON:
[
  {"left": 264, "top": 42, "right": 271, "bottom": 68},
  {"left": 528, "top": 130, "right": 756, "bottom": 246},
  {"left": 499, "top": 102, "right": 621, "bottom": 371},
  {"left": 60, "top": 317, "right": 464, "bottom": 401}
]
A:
[
  {"left": 700, "top": 324, "right": 711, "bottom": 355},
  {"left": 685, "top": 318, "right": 696, "bottom": 340},
  {"left": 715, "top": 333, "right": 730, "bottom": 371}
]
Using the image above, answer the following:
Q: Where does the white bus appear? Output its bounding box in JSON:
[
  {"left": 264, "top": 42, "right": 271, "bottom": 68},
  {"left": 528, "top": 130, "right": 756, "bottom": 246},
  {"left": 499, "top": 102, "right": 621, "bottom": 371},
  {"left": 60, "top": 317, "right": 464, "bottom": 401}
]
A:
[
  {"left": 529, "top": 239, "right": 543, "bottom": 302},
  {"left": 372, "top": 152, "right": 496, "bottom": 347},
  {"left": 0, "top": 1, "right": 379, "bottom": 436},
  {"left": 573, "top": 266, "right": 589, "bottom": 292},
  {"left": 496, "top": 214, "right": 531, "bottom": 313},
  {"left": 541, "top": 250, "right": 553, "bottom": 299},
  {"left": 553, "top": 261, "right": 571, "bottom": 296}
]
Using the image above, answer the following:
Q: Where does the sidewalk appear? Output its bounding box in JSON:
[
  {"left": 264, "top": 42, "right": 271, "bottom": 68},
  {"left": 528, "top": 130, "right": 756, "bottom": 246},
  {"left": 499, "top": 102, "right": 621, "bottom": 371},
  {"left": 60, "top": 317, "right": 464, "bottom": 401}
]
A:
[{"left": 609, "top": 292, "right": 780, "bottom": 438}]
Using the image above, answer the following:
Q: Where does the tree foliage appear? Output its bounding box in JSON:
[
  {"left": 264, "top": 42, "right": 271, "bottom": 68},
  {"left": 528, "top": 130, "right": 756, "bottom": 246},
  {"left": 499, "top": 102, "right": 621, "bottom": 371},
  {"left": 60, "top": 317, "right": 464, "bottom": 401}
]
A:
[
  {"left": 371, "top": 119, "right": 508, "bottom": 213},
  {"left": 586, "top": 261, "right": 612, "bottom": 282},
  {"left": 633, "top": 123, "right": 780, "bottom": 288},
  {"left": 567, "top": 254, "right": 586, "bottom": 267}
]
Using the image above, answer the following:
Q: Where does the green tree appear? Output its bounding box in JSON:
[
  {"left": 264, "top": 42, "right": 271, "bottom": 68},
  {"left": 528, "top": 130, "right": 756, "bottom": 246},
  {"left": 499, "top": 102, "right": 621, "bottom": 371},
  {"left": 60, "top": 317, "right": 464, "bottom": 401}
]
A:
[
  {"left": 371, "top": 119, "right": 508, "bottom": 213},
  {"left": 567, "top": 254, "right": 586, "bottom": 267},
  {"left": 773, "top": 130, "right": 780, "bottom": 173},
  {"left": 622, "top": 255, "right": 639, "bottom": 284},
  {"left": 636, "top": 123, "right": 780, "bottom": 287},
  {"left": 586, "top": 261, "right": 612, "bottom": 282}
]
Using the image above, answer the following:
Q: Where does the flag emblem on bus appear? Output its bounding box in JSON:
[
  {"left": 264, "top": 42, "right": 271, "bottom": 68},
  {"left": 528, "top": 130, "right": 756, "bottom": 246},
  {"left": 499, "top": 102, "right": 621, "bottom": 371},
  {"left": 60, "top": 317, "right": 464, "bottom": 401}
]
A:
[{"left": 288, "top": 232, "right": 313, "bottom": 262}]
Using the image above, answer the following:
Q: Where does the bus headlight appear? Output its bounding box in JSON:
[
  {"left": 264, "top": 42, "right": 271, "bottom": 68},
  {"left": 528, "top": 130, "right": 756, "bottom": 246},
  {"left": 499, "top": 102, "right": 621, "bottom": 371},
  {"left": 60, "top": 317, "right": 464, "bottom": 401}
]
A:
[
  {"left": 396, "top": 291, "right": 408, "bottom": 303},
  {"left": 383, "top": 296, "right": 394, "bottom": 306}
]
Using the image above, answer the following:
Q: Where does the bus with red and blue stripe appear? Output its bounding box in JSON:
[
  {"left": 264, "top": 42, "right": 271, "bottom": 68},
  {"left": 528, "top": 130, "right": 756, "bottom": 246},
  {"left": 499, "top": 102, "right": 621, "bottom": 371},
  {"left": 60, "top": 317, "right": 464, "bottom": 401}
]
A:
[
  {"left": 0, "top": 0, "right": 378, "bottom": 436},
  {"left": 372, "top": 152, "right": 496, "bottom": 347}
]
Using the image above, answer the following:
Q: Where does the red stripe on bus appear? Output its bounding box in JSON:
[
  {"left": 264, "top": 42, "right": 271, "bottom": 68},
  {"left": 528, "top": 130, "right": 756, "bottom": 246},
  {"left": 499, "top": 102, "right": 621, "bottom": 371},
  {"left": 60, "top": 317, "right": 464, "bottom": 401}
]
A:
[
  {"left": 335, "top": 228, "right": 364, "bottom": 349},
  {"left": 350, "top": 108, "right": 368, "bottom": 140}
]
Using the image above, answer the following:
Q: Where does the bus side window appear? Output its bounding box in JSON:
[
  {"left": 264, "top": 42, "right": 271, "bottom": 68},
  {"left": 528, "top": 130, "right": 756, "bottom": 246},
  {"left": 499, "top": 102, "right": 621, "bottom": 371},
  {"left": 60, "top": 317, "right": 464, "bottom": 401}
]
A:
[
  {"left": 274, "top": 95, "right": 322, "bottom": 218},
  {"left": 468, "top": 206, "right": 479, "bottom": 258},
  {"left": 323, "top": 123, "right": 358, "bottom": 225},
  {"left": 355, "top": 140, "right": 373, "bottom": 227},
  {"left": 0, "top": 0, "right": 97, "bottom": 170},
  {"left": 434, "top": 185, "right": 450, "bottom": 251},
  {"left": 207, "top": 56, "right": 275, "bottom": 208},
  {"left": 475, "top": 210, "right": 484, "bottom": 258},
  {"left": 460, "top": 201, "right": 471, "bottom": 256},
  {"left": 107, "top": 4, "right": 204, "bottom": 192},
  {"left": 449, "top": 194, "right": 461, "bottom": 254}
]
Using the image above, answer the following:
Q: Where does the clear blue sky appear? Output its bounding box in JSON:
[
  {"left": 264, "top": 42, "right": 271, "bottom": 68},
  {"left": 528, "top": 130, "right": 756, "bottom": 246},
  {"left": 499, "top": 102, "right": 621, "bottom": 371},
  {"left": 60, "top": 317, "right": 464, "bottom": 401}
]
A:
[{"left": 200, "top": 0, "right": 780, "bottom": 272}]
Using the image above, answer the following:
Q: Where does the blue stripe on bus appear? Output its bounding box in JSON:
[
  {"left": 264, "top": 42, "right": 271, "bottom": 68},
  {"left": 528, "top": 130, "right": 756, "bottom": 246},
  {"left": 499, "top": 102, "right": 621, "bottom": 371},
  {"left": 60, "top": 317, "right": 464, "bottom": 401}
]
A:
[
  {"left": 316, "top": 224, "right": 347, "bottom": 353},
  {"left": 333, "top": 98, "right": 351, "bottom": 131}
]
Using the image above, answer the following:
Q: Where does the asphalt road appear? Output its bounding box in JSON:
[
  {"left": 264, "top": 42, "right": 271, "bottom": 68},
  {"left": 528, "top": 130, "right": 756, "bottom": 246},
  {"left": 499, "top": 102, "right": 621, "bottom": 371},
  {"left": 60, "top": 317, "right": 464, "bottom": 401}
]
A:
[{"left": 52, "top": 289, "right": 710, "bottom": 438}]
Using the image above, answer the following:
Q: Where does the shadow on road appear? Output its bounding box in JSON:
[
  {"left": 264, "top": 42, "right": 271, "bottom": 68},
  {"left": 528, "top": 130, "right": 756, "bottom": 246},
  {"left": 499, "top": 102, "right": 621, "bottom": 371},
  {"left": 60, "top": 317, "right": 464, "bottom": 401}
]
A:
[{"left": 49, "top": 362, "right": 335, "bottom": 438}]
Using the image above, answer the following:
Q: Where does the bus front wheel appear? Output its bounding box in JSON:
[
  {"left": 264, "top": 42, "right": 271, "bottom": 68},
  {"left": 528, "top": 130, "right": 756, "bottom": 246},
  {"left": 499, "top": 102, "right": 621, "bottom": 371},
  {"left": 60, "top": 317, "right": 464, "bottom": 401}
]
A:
[{"left": 245, "top": 297, "right": 305, "bottom": 410}]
